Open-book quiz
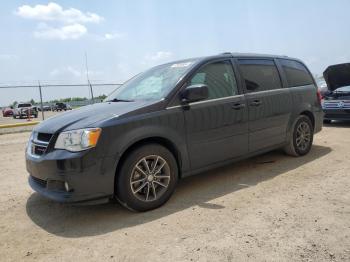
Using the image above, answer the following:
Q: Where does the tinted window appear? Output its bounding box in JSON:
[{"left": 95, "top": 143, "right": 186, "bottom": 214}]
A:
[
  {"left": 190, "top": 60, "right": 238, "bottom": 100},
  {"left": 279, "top": 59, "right": 314, "bottom": 87},
  {"left": 238, "top": 59, "right": 282, "bottom": 92}
]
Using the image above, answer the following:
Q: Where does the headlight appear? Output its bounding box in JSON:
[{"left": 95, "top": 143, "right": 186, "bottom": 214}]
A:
[{"left": 54, "top": 128, "right": 101, "bottom": 152}]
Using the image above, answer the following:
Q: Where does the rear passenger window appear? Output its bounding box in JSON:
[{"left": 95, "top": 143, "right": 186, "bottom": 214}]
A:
[
  {"left": 238, "top": 59, "right": 282, "bottom": 92},
  {"left": 279, "top": 59, "right": 314, "bottom": 87},
  {"left": 190, "top": 60, "right": 238, "bottom": 100}
]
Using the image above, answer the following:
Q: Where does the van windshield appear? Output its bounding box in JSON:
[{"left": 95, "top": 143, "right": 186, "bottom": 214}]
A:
[{"left": 105, "top": 60, "right": 196, "bottom": 102}]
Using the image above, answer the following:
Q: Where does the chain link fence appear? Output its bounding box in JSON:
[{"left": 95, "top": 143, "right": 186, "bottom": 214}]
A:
[{"left": 0, "top": 82, "right": 122, "bottom": 120}]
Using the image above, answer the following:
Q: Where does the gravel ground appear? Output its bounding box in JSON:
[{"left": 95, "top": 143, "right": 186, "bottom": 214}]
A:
[{"left": 0, "top": 123, "right": 349, "bottom": 262}]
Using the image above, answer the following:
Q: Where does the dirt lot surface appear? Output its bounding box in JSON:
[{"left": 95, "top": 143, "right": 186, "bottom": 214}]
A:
[{"left": 0, "top": 123, "right": 349, "bottom": 262}]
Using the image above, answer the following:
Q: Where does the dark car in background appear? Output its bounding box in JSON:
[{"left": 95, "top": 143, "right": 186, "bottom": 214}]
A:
[
  {"left": 38, "top": 105, "right": 52, "bottom": 111},
  {"left": 13, "top": 103, "right": 38, "bottom": 119},
  {"left": 322, "top": 63, "right": 350, "bottom": 123},
  {"left": 52, "top": 102, "right": 72, "bottom": 111},
  {"left": 26, "top": 53, "right": 323, "bottom": 211}
]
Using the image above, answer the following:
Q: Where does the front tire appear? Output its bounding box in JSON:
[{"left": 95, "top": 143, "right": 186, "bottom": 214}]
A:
[
  {"left": 116, "top": 144, "right": 178, "bottom": 212},
  {"left": 284, "top": 115, "right": 314, "bottom": 157}
]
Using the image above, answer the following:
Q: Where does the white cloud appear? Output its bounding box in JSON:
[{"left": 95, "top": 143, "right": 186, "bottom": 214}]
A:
[
  {"left": 34, "top": 23, "right": 87, "bottom": 40},
  {"left": 49, "top": 66, "right": 103, "bottom": 80},
  {"left": 0, "top": 54, "right": 19, "bottom": 60},
  {"left": 91, "top": 32, "right": 124, "bottom": 41},
  {"left": 146, "top": 51, "right": 173, "bottom": 61},
  {"left": 104, "top": 33, "right": 123, "bottom": 40},
  {"left": 15, "top": 2, "right": 103, "bottom": 24},
  {"left": 50, "top": 66, "right": 82, "bottom": 78},
  {"left": 142, "top": 51, "right": 174, "bottom": 66}
]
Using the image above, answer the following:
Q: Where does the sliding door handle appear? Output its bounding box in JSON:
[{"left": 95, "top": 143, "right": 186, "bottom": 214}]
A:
[
  {"left": 232, "top": 103, "right": 246, "bottom": 110},
  {"left": 250, "top": 100, "right": 262, "bottom": 106}
]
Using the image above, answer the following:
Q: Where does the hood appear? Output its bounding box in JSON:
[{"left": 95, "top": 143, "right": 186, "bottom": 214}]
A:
[
  {"left": 323, "top": 63, "right": 350, "bottom": 91},
  {"left": 34, "top": 100, "right": 155, "bottom": 134}
]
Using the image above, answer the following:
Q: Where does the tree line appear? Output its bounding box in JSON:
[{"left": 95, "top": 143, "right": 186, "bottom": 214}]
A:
[{"left": 11, "top": 95, "right": 107, "bottom": 107}]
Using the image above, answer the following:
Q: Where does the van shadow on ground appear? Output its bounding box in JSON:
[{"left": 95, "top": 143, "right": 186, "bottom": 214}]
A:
[{"left": 26, "top": 145, "right": 331, "bottom": 238}]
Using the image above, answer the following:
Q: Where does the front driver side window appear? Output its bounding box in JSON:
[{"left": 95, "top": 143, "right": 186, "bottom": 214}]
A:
[{"left": 190, "top": 60, "right": 238, "bottom": 100}]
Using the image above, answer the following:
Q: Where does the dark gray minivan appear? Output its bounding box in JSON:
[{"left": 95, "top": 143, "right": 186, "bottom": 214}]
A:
[{"left": 26, "top": 53, "right": 323, "bottom": 211}]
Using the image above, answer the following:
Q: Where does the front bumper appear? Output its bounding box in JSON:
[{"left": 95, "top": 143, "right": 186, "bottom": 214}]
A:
[
  {"left": 26, "top": 149, "right": 118, "bottom": 204},
  {"left": 323, "top": 109, "right": 350, "bottom": 121}
]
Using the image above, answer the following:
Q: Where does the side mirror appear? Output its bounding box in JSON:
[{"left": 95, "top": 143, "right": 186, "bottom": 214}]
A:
[{"left": 181, "top": 84, "right": 208, "bottom": 103}]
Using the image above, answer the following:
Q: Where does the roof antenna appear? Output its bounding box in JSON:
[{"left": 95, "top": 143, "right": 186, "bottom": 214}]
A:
[{"left": 85, "top": 51, "right": 94, "bottom": 103}]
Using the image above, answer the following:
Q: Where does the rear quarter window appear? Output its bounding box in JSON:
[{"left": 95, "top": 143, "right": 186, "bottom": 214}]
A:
[
  {"left": 279, "top": 59, "right": 314, "bottom": 87},
  {"left": 238, "top": 59, "right": 282, "bottom": 92}
]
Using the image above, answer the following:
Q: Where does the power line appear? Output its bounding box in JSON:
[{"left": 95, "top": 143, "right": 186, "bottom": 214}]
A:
[{"left": 0, "top": 83, "right": 122, "bottom": 89}]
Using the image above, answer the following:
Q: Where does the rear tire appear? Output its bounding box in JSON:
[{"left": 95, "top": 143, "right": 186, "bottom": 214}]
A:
[
  {"left": 116, "top": 144, "right": 178, "bottom": 212},
  {"left": 284, "top": 115, "right": 314, "bottom": 157}
]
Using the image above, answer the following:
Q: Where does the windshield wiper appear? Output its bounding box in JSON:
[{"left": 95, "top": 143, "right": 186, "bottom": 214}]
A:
[{"left": 107, "top": 98, "right": 134, "bottom": 102}]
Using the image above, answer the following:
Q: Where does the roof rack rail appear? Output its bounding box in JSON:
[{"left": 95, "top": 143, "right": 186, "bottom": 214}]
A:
[{"left": 220, "top": 52, "right": 232, "bottom": 55}]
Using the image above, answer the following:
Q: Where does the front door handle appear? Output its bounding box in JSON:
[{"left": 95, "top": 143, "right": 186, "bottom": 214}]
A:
[
  {"left": 232, "top": 103, "right": 246, "bottom": 110},
  {"left": 250, "top": 100, "right": 262, "bottom": 106}
]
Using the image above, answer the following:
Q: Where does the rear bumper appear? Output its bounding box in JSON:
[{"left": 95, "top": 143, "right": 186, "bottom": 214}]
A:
[
  {"left": 314, "top": 109, "right": 324, "bottom": 133},
  {"left": 26, "top": 149, "right": 118, "bottom": 204}
]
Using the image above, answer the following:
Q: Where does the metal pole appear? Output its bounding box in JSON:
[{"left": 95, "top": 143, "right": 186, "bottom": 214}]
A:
[
  {"left": 89, "top": 81, "right": 94, "bottom": 104},
  {"left": 85, "top": 52, "right": 94, "bottom": 104},
  {"left": 38, "top": 81, "right": 44, "bottom": 120}
]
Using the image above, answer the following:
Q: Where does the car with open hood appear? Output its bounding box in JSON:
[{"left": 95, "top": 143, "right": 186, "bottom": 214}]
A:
[
  {"left": 322, "top": 63, "right": 350, "bottom": 123},
  {"left": 26, "top": 53, "right": 323, "bottom": 211}
]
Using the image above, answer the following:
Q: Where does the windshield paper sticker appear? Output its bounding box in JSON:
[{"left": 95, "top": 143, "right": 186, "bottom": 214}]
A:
[{"left": 171, "top": 62, "right": 192, "bottom": 68}]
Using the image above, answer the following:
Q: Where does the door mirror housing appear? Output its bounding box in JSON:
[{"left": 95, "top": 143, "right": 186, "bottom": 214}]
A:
[{"left": 181, "top": 84, "right": 208, "bottom": 103}]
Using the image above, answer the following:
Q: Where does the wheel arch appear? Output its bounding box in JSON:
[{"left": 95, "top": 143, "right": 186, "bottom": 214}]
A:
[
  {"left": 114, "top": 136, "right": 183, "bottom": 194},
  {"left": 300, "top": 110, "right": 315, "bottom": 129}
]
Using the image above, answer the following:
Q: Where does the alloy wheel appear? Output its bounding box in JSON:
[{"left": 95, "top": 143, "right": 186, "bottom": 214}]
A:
[
  {"left": 295, "top": 121, "right": 311, "bottom": 151},
  {"left": 130, "top": 155, "right": 171, "bottom": 202}
]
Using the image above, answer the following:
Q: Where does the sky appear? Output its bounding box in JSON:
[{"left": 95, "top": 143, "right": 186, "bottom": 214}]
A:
[{"left": 1, "top": 0, "right": 350, "bottom": 105}]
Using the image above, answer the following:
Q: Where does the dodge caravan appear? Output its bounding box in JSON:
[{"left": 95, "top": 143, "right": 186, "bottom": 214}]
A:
[{"left": 26, "top": 53, "right": 323, "bottom": 211}]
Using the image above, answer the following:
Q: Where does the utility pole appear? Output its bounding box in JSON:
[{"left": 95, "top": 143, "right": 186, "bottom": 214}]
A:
[
  {"left": 38, "top": 80, "right": 44, "bottom": 120},
  {"left": 85, "top": 52, "right": 94, "bottom": 104}
]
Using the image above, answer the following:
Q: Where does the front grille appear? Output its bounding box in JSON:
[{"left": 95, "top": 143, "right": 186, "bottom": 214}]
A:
[
  {"left": 37, "top": 133, "right": 53, "bottom": 142},
  {"left": 31, "top": 175, "right": 47, "bottom": 188},
  {"left": 322, "top": 100, "right": 350, "bottom": 109}
]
